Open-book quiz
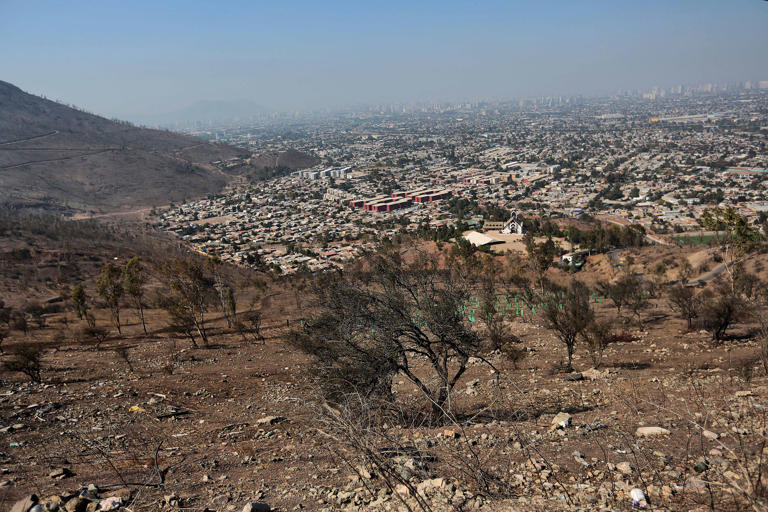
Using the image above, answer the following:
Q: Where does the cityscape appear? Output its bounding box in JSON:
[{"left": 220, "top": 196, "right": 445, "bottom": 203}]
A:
[{"left": 157, "top": 84, "right": 768, "bottom": 273}]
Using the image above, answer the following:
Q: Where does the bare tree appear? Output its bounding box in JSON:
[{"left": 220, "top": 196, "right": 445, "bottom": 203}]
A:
[
  {"left": 289, "top": 247, "right": 492, "bottom": 420},
  {"left": 598, "top": 273, "right": 641, "bottom": 318},
  {"left": 581, "top": 320, "right": 613, "bottom": 369},
  {"left": 542, "top": 281, "right": 594, "bottom": 371},
  {"left": 97, "top": 263, "right": 124, "bottom": 334},
  {"left": 206, "top": 257, "right": 233, "bottom": 329},
  {"left": 236, "top": 307, "right": 265, "bottom": 344},
  {"left": 159, "top": 257, "right": 214, "bottom": 346},
  {"left": 668, "top": 284, "right": 699, "bottom": 330},
  {"left": 477, "top": 260, "right": 514, "bottom": 351},
  {"left": 158, "top": 296, "right": 199, "bottom": 347},
  {"left": 71, "top": 283, "right": 89, "bottom": 321},
  {"left": 523, "top": 232, "right": 557, "bottom": 294},
  {"left": 4, "top": 343, "right": 43, "bottom": 383},
  {"left": 0, "top": 326, "right": 8, "bottom": 353},
  {"left": 697, "top": 282, "right": 748, "bottom": 343},
  {"left": 123, "top": 257, "right": 148, "bottom": 334}
]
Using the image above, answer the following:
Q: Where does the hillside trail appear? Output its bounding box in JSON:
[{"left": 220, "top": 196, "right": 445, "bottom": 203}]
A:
[{"left": 0, "top": 130, "right": 59, "bottom": 146}]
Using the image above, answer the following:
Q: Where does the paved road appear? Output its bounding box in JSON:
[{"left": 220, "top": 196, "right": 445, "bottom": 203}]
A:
[
  {"left": 689, "top": 264, "right": 725, "bottom": 285},
  {"left": 687, "top": 259, "right": 741, "bottom": 286}
]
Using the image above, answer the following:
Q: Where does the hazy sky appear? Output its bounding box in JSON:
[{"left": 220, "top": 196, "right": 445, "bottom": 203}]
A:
[{"left": 2, "top": 0, "right": 767, "bottom": 119}]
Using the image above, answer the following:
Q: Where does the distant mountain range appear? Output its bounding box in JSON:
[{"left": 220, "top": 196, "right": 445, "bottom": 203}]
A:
[
  {"left": 133, "top": 99, "right": 271, "bottom": 127},
  {"left": 0, "top": 81, "right": 312, "bottom": 213}
]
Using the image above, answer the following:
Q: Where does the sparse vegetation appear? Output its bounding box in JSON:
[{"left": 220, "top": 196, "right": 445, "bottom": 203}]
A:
[
  {"left": 289, "top": 247, "right": 493, "bottom": 420},
  {"left": 542, "top": 281, "right": 593, "bottom": 371},
  {"left": 97, "top": 262, "right": 124, "bottom": 334},
  {"left": 4, "top": 342, "right": 43, "bottom": 382}
]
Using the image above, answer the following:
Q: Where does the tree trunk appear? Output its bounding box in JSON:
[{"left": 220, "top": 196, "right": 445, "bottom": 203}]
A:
[
  {"left": 137, "top": 301, "right": 147, "bottom": 334},
  {"left": 196, "top": 310, "right": 209, "bottom": 346},
  {"left": 114, "top": 306, "right": 122, "bottom": 335}
]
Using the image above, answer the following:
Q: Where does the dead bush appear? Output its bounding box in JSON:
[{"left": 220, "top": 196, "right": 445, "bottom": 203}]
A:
[
  {"left": 4, "top": 343, "right": 44, "bottom": 382},
  {"left": 76, "top": 325, "right": 110, "bottom": 348}
]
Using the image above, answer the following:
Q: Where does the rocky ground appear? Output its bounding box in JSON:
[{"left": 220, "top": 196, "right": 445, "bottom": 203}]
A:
[{"left": 1, "top": 300, "right": 767, "bottom": 512}]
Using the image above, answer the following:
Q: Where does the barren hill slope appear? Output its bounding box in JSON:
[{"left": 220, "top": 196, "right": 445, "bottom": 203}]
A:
[{"left": 0, "top": 80, "right": 248, "bottom": 212}]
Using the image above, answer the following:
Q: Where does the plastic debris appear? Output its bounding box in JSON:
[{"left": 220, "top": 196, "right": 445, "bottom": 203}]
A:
[{"left": 630, "top": 488, "right": 647, "bottom": 508}]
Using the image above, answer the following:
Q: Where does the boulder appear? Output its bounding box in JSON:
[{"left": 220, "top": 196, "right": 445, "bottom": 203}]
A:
[
  {"left": 49, "top": 467, "right": 73, "bottom": 480},
  {"left": 551, "top": 412, "right": 572, "bottom": 429},
  {"left": 96, "top": 496, "right": 123, "bottom": 511},
  {"left": 635, "top": 426, "right": 670, "bottom": 437},
  {"left": 10, "top": 495, "right": 38, "bottom": 512},
  {"left": 64, "top": 497, "right": 86, "bottom": 512}
]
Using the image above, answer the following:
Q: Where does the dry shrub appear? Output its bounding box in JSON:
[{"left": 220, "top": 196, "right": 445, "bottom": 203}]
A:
[{"left": 4, "top": 343, "right": 44, "bottom": 382}]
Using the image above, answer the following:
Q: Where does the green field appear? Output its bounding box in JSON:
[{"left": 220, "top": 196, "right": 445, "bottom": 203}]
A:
[{"left": 673, "top": 233, "right": 718, "bottom": 245}]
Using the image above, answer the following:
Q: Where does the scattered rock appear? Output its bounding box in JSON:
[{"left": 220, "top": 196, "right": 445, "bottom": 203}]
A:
[
  {"left": 395, "top": 484, "right": 410, "bottom": 496},
  {"left": 616, "top": 461, "right": 632, "bottom": 475},
  {"left": 242, "top": 502, "right": 271, "bottom": 512},
  {"left": 636, "top": 426, "right": 670, "bottom": 437},
  {"left": 685, "top": 476, "right": 708, "bottom": 492},
  {"left": 41, "top": 496, "right": 64, "bottom": 510},
  {"left": 582, "top": 368, "right": 608, "bottom": 380},
  {"left": 212, "top": 495, "right": 229, "bottom": 507},
  {"left": 96, "top": 497, "right": 123, "bottom": 511},
  {"left": 693, "top": 459, "right": 709, "bottom": 474},
  {"left": 64, "top": 497, "right": 86, "bottom": 512},
  {"left": 551, "top": 412, "right": 572, "bottom": 429},
  {"left": 417, "top": 477, "right": 447, "bottom": 493},
  {"left": 572, "top": 450, "right": 589, "bottom": 466},
  {"left": 255, "top": 416, "right": 286, "bottom": 426},
  {"left": 49, "top": 467, "right": 73, "bottom": 480},
  {"left": 735, "top": 390, "right": 754, "bottom": 397},
  {"left": 564, "top": 372, "right": 584, "bottom": 382},
  {"left": 702, "top": 430, "right": 719, "bottom": 441}
]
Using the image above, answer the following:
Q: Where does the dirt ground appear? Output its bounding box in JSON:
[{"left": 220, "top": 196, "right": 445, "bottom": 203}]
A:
[
  {"left": 2, "top": 230, "right": 768, "bottom": 511},
  {"left": 1, "top": 286, "right": 767, "bottom": 511}
]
